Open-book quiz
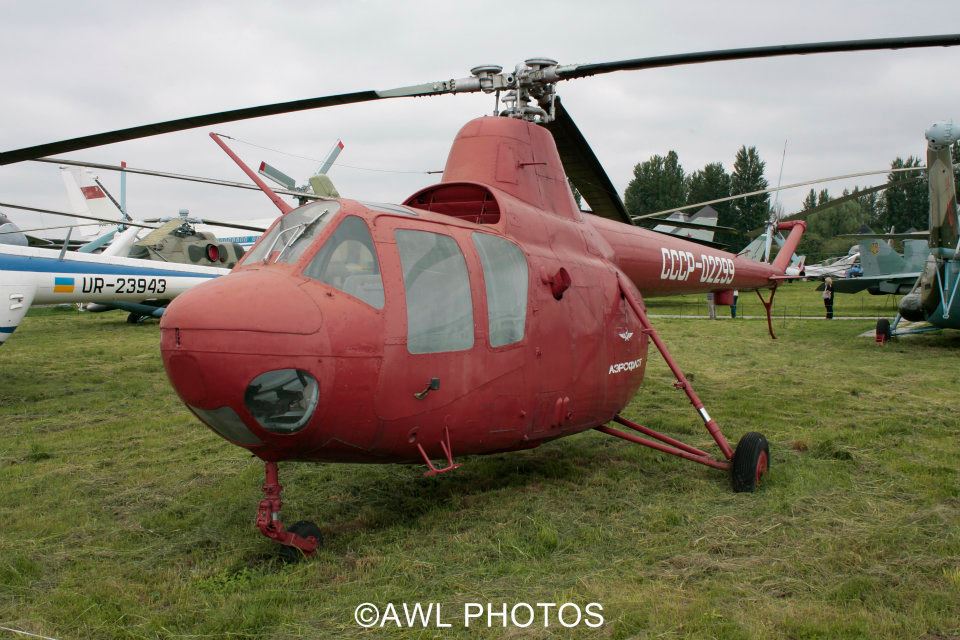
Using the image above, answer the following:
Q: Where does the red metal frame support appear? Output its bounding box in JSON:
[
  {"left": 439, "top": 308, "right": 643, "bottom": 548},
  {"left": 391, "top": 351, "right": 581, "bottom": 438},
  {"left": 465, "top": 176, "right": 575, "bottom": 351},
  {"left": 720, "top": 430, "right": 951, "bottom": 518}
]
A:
[
  {"left": 616, "top": 273, "right": 734, "bottom": 461},
  {"left": 255, "top": 461, "right": 319, "bottom": 554},
  {"left": 416, "top": 426, "right": 461, "bottom": 476},
  {"left": 598, "top": 417, "right": 730, "bottom": 470},
  {"left": 756, "top": 287, "right": 778, "bottom": 340},
  {"left": 209, "top": 133, "right": 294, "bottom": 215}
]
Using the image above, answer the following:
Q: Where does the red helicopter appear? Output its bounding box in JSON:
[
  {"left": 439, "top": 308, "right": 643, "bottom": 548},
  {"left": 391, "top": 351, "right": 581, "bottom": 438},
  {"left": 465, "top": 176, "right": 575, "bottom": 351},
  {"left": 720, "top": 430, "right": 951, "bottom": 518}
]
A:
[{"left": 3, "top": 35, "right": 959, "bottom": 560}]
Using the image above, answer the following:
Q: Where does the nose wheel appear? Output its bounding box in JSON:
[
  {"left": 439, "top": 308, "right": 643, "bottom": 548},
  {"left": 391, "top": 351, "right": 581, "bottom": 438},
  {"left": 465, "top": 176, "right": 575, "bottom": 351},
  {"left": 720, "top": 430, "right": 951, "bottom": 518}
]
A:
[
  {"left": 277, "top": 521, "right": 323, "bottom": 563},
  {"left": 731, "top": 432, "right": 770, "bottom": 492},
  {"left": 256, "top": 461, "right": 321, "bottom": 561}
]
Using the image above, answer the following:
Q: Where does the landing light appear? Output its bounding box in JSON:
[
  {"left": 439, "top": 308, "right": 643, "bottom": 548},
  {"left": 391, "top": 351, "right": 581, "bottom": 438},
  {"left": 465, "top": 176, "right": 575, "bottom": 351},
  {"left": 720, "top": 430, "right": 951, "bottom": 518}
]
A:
[{"left": 244, "top": 369, "right": 319, "bottom": 434}]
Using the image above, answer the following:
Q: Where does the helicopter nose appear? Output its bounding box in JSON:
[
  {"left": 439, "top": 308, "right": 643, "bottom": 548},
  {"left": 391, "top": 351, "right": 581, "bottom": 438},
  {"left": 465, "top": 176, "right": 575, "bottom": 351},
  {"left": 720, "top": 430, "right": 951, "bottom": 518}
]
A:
[
  {"left": 160, "top": 269, "right": 328, "bottom": 449},
  {"left": 162, "top": 269, "right": 322, "bottom": 334}
]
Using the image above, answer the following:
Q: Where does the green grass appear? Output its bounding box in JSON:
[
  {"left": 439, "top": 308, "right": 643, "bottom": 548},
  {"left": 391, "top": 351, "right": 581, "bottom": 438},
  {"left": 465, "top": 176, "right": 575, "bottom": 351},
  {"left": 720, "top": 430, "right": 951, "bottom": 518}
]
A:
[
  {"left": 1, "top": 308, "right": 958, "bottom": 639},
  {"left": 646, "top": 280, "right": 902, "bottom": 318}
]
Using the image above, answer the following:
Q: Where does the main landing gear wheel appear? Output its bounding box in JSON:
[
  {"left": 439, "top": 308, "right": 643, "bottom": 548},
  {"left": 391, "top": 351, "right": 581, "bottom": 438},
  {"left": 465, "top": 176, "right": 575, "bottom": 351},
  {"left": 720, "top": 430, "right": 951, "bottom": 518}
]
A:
[
  {"left": 876, "top": 318, "right": 892, "bottom": 344},
  {"left": 278, "top": 521, "right": 323, "bottom": 563},
  {"left": 126, "top": 312, "right": 145, "bottom": 324},
  {"left": 731, "top": 432, "right": 770, "bottom": 493}
]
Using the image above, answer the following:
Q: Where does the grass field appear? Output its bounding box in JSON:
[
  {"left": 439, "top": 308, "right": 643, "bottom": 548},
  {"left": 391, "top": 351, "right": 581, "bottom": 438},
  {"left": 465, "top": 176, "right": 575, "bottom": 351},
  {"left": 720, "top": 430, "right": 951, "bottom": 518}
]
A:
[{"left": 1, "top": 291, "right": 958, "bottom": 639}]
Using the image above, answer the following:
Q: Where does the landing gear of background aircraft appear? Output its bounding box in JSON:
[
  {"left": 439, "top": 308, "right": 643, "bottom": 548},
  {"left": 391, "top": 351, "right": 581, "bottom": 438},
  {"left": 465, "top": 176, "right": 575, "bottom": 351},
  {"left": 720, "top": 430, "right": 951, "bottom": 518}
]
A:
[
  {"left": 126, "top": 312, "right": 145, "bottom": 324},
  {"left": 876, "top": 318, "right": 892, "bottom": 344},
  {"left": 731, "top": 432, "right": 770, "bottom": 493}
]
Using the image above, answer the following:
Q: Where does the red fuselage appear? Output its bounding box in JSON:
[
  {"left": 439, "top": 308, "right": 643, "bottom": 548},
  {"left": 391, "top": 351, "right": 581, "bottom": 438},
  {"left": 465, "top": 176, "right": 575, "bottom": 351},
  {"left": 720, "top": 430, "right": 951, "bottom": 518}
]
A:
[{"left": 160, "top": 116, "right": 797, "bottom": 464}]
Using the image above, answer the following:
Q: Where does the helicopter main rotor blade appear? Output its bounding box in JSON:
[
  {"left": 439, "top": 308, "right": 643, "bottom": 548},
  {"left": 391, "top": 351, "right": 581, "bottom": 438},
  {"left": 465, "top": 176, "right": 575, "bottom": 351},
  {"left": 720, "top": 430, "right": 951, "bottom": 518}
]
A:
[
  {"left": 2, "top": 35, "right": 957, "bottom": 166},
  {"left": 543, "top": 97, "right": 632, "bottom": 224},
  {"left": 141, "top": 216, "right": 268, "bottom": 233},
  {"left": 745, "top": 176, "right": 924, "bottom": 238},
  {"left": 196, "top": 219, "right": 268, "bottom": 233},
  {"left": 0, "top": 202, "right": 158, "bottom": 230},
  {"left": 0, "top": 224, "right": 91, "bottom": 235},
  {"left": 0, "top": 91, "right": 383, "bottom": 166},
  {"left": 638, "top": 165, "right": 930, "bottom": 222},
  {"left": 32, "top": 158, "right": 325, "bottom": 200},
  {"left": 559, "top": 34, "right": 960, "bottom": 79}
]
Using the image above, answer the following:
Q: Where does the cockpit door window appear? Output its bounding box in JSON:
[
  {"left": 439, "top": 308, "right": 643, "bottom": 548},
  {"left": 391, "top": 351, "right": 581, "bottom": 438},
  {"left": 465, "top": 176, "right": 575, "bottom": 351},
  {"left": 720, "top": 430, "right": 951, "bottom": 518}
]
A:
[
  {"left": 395, "top": 229, "right": 474, "bottom": 354},
  {"left": 304, "top": 216, "right": 384, "bottom": 309},
  {"left": 472, "top": 233, "right": 528, "bottom": 347}
]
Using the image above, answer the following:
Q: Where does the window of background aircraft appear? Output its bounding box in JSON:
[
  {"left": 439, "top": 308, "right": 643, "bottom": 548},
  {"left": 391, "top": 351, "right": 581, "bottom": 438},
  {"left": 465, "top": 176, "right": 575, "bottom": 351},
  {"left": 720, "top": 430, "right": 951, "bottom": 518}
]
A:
[
  {"left": 303, "top": 216, "right": 384, "bottom": 309},
  {"left": 395, "top": 230, "right": 474, "bottom": 354},
  {"left": 472, "top": 233, "right": 528, "bottom": 347}
]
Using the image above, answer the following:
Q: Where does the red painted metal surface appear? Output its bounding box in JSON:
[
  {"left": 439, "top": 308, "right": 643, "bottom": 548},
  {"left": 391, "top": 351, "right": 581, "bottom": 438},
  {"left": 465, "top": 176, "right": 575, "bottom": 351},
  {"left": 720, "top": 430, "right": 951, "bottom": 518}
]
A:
[
  {"left": 210, "top": 133, "right": 292, "bottom": 215},
  {"left": 159, "top": 116, "right": 803, "bottom": 542},
  {"left": 756, "top": 450, "right": 769, "bottom": 484},
  {"left": 612, "top": 414, "right": 711, "bottom": 458},
  {"left": 596, "top": 425, "right": 731, "bottom": 471},
  {"left": 255, "top": 461, "right": 319, "bottom": 554}
]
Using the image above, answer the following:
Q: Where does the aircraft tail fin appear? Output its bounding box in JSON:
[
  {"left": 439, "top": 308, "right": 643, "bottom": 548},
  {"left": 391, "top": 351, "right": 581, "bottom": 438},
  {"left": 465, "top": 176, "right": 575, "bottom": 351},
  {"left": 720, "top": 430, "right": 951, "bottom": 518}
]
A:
[
  {"left": 0, "top": 212, "right": 29, "bottom": 247},
  {"left": 60, "top": 167, "right": 124, "bottom": 238},
  {"left": 902, "top": 238, "right": 929, "bottom": 272},
  {"left": 859, "top": 238, "right": 905, "bottom": 277},
  {"left": 652, "top": 206, "right": 719, "bottom": 243}
]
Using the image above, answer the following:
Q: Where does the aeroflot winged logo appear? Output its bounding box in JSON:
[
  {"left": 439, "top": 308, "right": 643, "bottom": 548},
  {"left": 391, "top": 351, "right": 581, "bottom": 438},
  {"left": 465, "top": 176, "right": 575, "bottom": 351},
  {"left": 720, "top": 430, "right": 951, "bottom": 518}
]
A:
[{"left": 618, "top": 330, "right": 634, "bottom": 341}]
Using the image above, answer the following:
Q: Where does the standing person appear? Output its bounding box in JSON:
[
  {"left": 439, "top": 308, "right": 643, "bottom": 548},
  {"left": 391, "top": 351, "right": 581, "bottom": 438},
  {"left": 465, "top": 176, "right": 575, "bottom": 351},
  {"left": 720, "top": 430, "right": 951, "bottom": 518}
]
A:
[
  {"left": 823, "top": 277, "right": 834, "bottom": 319},
  {"left": 706, "top": 292, "right": 717, "bottom": 319},
  {"left": 730, "top": 289, "right": 739, "bottom": 319}
]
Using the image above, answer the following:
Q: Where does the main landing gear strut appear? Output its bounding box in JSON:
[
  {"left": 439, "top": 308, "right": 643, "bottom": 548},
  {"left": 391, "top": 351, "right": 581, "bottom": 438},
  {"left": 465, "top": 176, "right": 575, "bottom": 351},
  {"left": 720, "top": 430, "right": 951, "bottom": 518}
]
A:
[
  {"left": 601, "top": 274, "right": 770, "bottom": 492},
  {"left": 256, "top": 461, "right": 322, "bottom": 561}
]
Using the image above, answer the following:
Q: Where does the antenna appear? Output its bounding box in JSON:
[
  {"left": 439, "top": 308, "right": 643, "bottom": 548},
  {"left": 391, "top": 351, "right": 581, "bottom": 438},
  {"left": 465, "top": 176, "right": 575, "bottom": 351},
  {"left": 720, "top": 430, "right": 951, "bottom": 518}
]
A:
[{"left": 764, "top": 139, "right": 788, "bottom": 263}]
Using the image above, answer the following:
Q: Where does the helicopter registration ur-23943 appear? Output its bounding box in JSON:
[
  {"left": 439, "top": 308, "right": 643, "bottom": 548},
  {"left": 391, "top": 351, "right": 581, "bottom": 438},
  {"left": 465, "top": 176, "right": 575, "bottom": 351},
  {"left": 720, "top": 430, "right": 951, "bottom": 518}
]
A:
[{"left": 2, "top": 35, "right": 959, "bottom": 559}]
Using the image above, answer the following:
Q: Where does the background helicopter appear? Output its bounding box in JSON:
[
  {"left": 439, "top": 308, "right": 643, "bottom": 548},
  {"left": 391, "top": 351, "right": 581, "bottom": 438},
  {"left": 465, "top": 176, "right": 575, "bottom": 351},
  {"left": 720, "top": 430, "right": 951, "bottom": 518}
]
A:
[
  {"left": 886, "top": 120, "right": 960, "bottom": 334},
  {"left": 3, "top": 36, "right": 959, "bottom": 560}
]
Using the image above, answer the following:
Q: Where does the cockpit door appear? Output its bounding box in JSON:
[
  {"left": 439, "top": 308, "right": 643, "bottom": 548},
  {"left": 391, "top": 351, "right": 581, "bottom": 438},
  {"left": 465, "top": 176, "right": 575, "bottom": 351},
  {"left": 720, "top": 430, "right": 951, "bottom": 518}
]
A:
[{"left": 372, "top": 219, "right": 532, "bottom": 456}]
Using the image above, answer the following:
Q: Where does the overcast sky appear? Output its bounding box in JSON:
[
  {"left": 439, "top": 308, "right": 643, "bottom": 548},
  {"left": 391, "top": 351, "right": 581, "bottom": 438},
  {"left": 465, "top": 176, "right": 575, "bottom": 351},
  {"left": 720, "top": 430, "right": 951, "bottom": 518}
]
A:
[{"left": 2, "top": 0, "right": 959, "bottom": 234}]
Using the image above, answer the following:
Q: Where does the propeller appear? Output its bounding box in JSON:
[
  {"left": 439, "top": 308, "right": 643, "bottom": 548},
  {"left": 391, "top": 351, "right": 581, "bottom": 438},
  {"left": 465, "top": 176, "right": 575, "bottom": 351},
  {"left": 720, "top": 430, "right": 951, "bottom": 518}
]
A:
[
  {"left": 746, "top": 174, "right": 926, "bottom": 238},
  {"left": 2, "top": 35, "right": 958, "bottom": 165},
  {"left": 0, "top": 223, "right": 98, "bottom": 236},
  {"left": 0, "top": 203, "right": 158, "bottom": 229},
  {"left": 0, "top": 202, "right": 264, "bottom": 234},
  {"left": 637, "top": 165, "right": 929, "bottom": 223},
  {"left": 142, "top": 215, "right": 267, "bottom": 233},
  {"left": 33, "top": 158, "right": 326, "bottom": 201}
]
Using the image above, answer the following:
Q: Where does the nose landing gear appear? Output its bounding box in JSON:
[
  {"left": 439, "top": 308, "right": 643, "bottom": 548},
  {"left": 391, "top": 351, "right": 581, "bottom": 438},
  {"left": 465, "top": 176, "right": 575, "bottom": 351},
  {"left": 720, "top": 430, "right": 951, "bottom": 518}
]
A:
[{"left": 256, "top": 461, "right": 321, "bottom": 561}]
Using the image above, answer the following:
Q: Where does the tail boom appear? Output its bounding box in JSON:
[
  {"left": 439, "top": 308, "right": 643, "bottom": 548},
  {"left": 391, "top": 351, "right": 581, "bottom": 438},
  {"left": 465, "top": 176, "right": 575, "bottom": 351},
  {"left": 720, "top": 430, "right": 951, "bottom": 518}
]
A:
[{"left": 588, "top": 216, "right": 806, "bottom": 296}]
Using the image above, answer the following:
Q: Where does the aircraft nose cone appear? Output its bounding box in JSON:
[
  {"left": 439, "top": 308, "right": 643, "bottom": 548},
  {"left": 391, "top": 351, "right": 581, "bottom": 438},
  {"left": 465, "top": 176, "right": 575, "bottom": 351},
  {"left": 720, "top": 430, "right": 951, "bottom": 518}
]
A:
[{"left": 162, "top": 269, "right": 322, "bottom": 334}]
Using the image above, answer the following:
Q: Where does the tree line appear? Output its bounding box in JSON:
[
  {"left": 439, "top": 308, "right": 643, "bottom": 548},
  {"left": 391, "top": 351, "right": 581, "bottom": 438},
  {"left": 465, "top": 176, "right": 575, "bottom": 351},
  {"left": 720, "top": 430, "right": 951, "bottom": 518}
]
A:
[{"left": 622, "top": 145, "right": 960, "bottom": 262}]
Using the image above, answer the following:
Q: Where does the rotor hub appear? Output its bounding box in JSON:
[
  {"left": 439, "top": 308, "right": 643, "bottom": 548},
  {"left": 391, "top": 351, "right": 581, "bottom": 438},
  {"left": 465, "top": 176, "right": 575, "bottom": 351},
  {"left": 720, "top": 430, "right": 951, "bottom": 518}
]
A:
[{"left": 492, "top": 58, "right": 561, "bottom": 122}]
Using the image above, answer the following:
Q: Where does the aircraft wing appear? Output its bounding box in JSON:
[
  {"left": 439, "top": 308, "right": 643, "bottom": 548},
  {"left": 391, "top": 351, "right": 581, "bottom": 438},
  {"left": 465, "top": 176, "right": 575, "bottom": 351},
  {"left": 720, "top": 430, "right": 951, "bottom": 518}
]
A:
[
  {"left": 823, "top": 273, "right": 921, "bottom": 294},
  {"left": 840, "top": 232, "right": 929, "bottom": 240},
  {"left": 25, "top": 233, "right": 88, "bottom": 250}
]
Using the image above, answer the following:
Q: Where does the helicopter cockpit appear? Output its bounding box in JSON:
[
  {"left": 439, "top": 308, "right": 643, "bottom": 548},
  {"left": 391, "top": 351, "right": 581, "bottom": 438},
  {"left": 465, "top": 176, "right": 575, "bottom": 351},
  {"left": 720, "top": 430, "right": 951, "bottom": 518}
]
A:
[{"left": 242, "top": 201, "right": 340, "bottom": 265}]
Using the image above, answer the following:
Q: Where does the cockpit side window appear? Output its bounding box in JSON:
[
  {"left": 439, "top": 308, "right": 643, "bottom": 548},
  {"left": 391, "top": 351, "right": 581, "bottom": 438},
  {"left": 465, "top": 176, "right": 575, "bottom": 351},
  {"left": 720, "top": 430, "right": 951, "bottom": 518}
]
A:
[
  {"left": 472, "top": 234, "right": 528, "bottom": 347},
  {"left": 395, "top": 229, "right": 474, "bottom": 354},
  {"left": 304, "top": 216, "right": 384, "bottom": 309}
]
